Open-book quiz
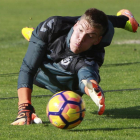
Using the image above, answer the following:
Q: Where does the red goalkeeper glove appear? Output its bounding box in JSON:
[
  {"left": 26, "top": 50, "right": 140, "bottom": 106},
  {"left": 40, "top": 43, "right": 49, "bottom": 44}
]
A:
[
  {"left": 117, "top": 9, "right": 139, "bottom": 32},
  {"left": 11, "top": 103, "right": 42, "bottom": 125},
  {"left": 82, "top": 80, "right": 105, "bottom": 115}
]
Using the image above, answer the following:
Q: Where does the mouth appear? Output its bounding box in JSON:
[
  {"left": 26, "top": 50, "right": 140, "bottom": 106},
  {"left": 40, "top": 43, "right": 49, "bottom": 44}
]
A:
[
  {"left": 75, "top": 42, "right": 81, "bottom": 48},
  {"left": 70, "top": 42, "right": 81, "bottom": 54}
]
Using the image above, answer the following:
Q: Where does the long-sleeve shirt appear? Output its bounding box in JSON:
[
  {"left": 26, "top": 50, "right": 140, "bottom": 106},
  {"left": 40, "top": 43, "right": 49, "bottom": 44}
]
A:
[{"left": 18, "top": 16, "right": 115, "bottom": 94}]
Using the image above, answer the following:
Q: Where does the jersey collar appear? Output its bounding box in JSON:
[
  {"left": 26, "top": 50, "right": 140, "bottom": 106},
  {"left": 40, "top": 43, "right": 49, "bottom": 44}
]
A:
[{"left": 66, "top": 27, "right": 73, "bottom": 48}]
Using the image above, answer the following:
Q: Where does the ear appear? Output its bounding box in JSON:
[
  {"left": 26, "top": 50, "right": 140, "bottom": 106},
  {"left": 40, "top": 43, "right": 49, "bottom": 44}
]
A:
[{"left": 93, "top": 36, "right": 102, "bottom": 45}]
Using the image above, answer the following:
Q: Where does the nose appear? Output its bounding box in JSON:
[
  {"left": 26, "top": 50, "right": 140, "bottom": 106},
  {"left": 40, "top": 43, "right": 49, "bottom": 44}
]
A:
[{"left": 79, "top": 33, "right": 86, "bottom": 42}]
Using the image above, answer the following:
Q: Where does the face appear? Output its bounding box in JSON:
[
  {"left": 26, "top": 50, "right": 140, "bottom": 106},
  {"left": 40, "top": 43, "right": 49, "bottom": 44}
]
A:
[{"left": 70, "top": 19, "right": 102, "bottom": 54}]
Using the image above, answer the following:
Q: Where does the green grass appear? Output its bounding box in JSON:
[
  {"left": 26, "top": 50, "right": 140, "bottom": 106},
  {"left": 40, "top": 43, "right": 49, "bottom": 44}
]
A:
[{"left": 0, "top": 0, "right": 140, "bottom": 139}]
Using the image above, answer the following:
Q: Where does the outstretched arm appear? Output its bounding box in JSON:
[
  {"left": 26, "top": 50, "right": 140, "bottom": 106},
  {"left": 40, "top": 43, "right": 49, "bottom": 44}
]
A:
[
  {"left": 78, "top": 65, "right": 105, "bottom": 115},
  {"left": 107, "top": 9, "right": 139, "bottom": 32},
  {"left": 12, "top": 20, "right": 50, "bottom": 125},
  {"left": 107, "top": 15, "right": 128, "bottom": 28}
]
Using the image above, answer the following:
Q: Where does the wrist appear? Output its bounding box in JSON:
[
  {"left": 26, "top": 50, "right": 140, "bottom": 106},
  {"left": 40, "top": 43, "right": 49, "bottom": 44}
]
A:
[
  {"left": 18, "top": 100, "right": 31, "bottom": 105},
  {"left": 18, "top": 87, "right": 32, "bottom": 105},
  {"left": 18, "top": 102, "right": 35, "bottom": 113}
]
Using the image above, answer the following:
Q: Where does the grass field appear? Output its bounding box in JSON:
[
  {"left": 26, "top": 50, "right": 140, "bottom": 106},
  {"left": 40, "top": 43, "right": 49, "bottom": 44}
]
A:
[{"left": 0, "top": 0, "right": 140, "bottom": 139}]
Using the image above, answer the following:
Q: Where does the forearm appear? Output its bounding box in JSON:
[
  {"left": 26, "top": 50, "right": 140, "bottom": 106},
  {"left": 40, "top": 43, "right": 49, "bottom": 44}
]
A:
[
  {"left": 18, "top": 87, "right": 32, "bottom": 104},
  {"left": 18, "top": 30, "right": 47, "bottom": 90},
  {"left": 78, "top": 65, "right": 100, "bottom": 94},
  {"left": 107, "top": 15, "right": 129, "bottom": 28}
]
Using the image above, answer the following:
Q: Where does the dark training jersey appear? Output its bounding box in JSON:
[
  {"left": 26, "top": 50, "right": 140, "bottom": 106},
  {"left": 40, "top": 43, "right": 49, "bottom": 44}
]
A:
[{"left": 18, "top": 16, "right": 115, "bottom": 94}]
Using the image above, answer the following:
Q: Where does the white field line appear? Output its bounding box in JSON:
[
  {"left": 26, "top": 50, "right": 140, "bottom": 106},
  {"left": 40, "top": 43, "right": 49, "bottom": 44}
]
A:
[{"left": 113, "top": 40, "right": 140, "bottom": 45}]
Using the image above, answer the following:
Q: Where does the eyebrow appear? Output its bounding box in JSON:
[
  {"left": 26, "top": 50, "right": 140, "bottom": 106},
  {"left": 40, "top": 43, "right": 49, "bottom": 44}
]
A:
[
  {"left": 90, "top": 32, "right": 97, "bottom": 35},
  {"left": 86, "top": 31, "right": 98, "bottom": 37},
  {"left": 79, "top": 24, "right": 97, "bottom": 36}
]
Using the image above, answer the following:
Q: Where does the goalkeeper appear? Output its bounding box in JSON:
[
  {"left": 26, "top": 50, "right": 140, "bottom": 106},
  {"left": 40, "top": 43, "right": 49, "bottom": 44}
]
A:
[{"left": 11, "top": 8, "right": 139, "bottom": 125}]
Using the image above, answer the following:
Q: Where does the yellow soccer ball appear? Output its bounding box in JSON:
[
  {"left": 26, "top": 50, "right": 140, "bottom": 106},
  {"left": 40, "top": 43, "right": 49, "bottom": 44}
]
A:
[{"left": 46, "top": 91, "right": 86, "bottom": 129}]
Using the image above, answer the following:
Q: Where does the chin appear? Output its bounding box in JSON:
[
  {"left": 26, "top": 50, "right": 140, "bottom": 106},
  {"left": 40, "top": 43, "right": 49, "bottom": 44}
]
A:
[
  {"left": 70, "top": 48, "right": 79, "bottom": 54},
  {"left": 70, "top": 48, "right": 76, "bottom": 53}
]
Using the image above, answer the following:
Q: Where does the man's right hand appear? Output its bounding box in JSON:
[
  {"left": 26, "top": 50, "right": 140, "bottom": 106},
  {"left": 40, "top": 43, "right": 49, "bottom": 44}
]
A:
[
  {"left": 82, "top": 80, "right": 105, "bottom": 115},
  {"left": 11, "top": 103, "right": 42, "bottom": 125}
]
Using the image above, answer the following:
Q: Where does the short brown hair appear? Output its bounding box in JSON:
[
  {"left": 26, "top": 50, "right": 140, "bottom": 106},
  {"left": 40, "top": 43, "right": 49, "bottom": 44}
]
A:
[{"left": 80, "top": 8, "right": 108, "bottom": 36}]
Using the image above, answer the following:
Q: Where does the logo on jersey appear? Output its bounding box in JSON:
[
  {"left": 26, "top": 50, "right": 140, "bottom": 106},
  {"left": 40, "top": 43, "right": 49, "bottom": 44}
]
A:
[{"left": 61, "top": 56, "right": 73, "bottom": 66}]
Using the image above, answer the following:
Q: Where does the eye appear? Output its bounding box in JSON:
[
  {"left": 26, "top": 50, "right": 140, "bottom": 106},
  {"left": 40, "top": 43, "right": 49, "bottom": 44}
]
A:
[
  {"left": 89, "top": 34, "right": 93, "bottom": 38},
  {"left": 79, "top": 28, "right": 83, "bottom": 32}
]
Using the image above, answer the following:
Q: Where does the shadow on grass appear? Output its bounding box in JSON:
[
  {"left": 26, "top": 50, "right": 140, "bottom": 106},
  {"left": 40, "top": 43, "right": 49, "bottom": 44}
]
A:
[
  {"left": 103, "top": 61, "right": 140, "bottom": 67},
  {"left": 69, "top": 126, "right": 140, "bottom": 132},
  {"left": 42, "top": 121, "right": 50, "bottom": 126},
  {"left": 92, "top": 106, "right": 140, "bottom": 119},
  {"left": 69, "top": 106, "right": 140, "bottom": 132}
]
